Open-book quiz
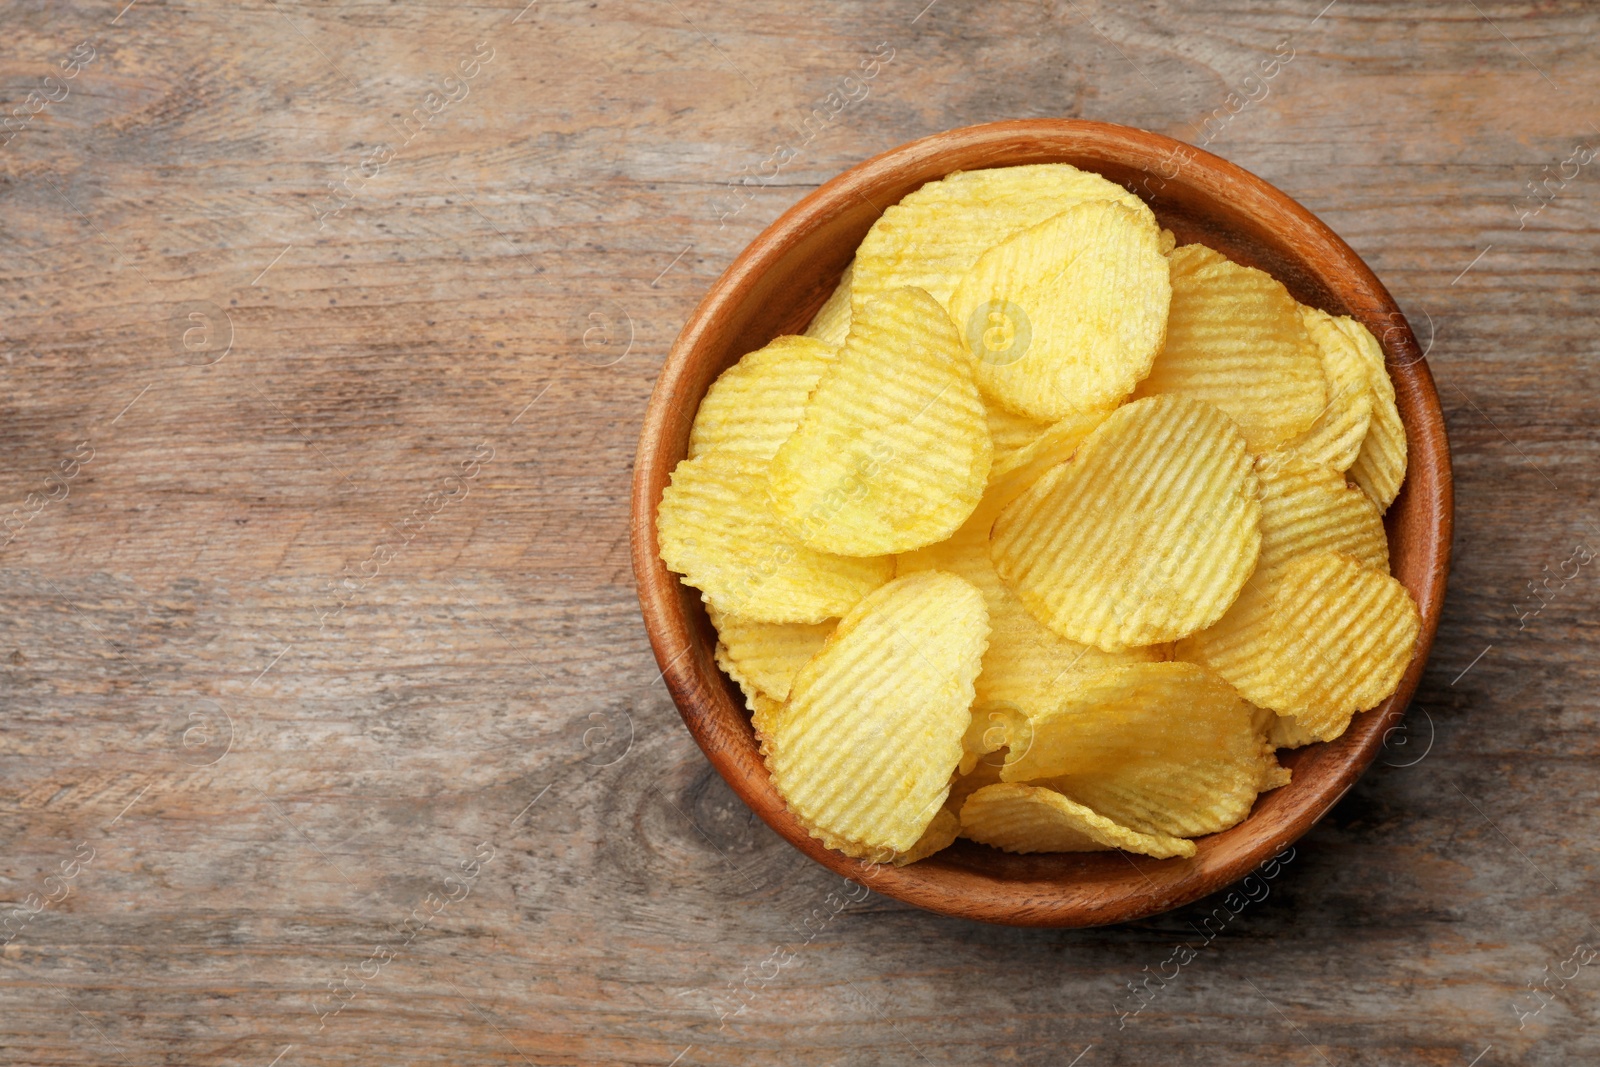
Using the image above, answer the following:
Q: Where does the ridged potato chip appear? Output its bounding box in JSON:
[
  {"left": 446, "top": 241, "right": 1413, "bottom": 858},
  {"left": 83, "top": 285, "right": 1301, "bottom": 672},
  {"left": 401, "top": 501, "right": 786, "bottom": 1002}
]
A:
[
  {"left": 1341, "top": 316, "right": 1408, "bottom": 510},
  {"left": 709, "top": 607, "right": 834, "bottom": 709},
  {"left": 997, "top": 662, "right": 1259, "bottom": 783},
  {"left": 761, "top": 572, "right": 990, "bottom": 854},
  {"left": 959, "top": 783, "right": 1196, "bottom": 859},
  {"left": 1179, "top": 551, "right": 1420, "bottom": 739},
  {"left": 657, "top": 451, "right": 892, "bottom": 624},
  {"left": 1250, "top": 457, "right": 1389, "bottom": 582},
  {"left": 1134, "top": 244, "right": 1326, "bottom": 450},
  {"left": 750, "top": 691, "right": 783, "bottom": 742},
  {"left": 1047, "top": 755, "right": 1288, "bottom": 839},
  {"left": 948, "top": 200, "right": 1170, "bottom": 420},
  {"left": 1276, "top": 306, "right": 1374, "bottom": 473},
  {"left": 1040, "top": 737, "right": 1287, "bottom": 840},
  {"left": 986, "top": 404, "right": 1052, "bottom": 463},
  {"left": 688, "top": 335, "right": 837, "bottom": 462},
  {"left": 991, "top": 395, "right": 1261, "bottom": 651},
  {"left": 769, "top": 286, "right": 991, "bottom": 556},
  {"left": 893, "top": 806, "right": 960, "bottom": 866},
  {"left": 804, "top": 260, "right": 854, "bottom": 348},
  {"left": 851, "top": 163, "right": 1156, "bottom": 316}
]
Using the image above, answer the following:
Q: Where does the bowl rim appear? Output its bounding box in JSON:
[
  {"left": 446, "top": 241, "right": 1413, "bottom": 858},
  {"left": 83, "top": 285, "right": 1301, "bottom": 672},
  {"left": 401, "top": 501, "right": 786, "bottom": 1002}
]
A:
[{"left": 631, "top": 118, "right": 1453, "bottom": 927}]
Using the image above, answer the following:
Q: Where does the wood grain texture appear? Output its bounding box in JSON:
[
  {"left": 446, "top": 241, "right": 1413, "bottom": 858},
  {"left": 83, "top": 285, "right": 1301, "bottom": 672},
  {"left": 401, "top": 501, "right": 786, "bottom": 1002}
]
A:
[{"left": 1, "top": 0, "right": 1597, "bottom": 1063}]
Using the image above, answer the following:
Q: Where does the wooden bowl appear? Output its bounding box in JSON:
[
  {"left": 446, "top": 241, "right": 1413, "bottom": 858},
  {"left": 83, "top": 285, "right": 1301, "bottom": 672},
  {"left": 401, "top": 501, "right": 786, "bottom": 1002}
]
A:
[{"left": 630, "top": 119, "right": 1452, "bottom": 927}]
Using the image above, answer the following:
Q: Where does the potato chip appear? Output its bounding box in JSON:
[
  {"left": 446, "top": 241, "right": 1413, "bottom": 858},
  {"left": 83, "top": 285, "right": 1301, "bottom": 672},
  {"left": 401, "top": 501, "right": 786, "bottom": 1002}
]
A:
[
  {"left": 709, "top": 607, "right": 834, "bottom": 709},
  {"left": 804, "top": 260, "right": 854, "bottom": 348},
  {"left": 1250, "top": 457, "right": 1389, "bottom": 582},
  {"left": 688, "top": 335, "right": 837, "bottom": 462},
  {"left": 1340, "top": 316, "right": 1408, "bottom": 510},
  {"left": 749, "top": 691, "right": 783, "bottom": 742},
  {"left": 995, "top": 660, "right": 1254, "bottom": 774},
  {"left": 1275, "top": 306, "right": 1373, "bottom": 472},
  {"left": 760, "top": 572, "right": 990, "bottom": 854},
  {"left": 1134, "top": 244, "right": 1326, "bottom": 451},
  {"left": 986, "top": 404, "right": 1052, "bottom": 464},
  {"left": 991, "top": 395, "right": 1261, "bottom": 651},
  {"left": 657, "top": 450, "right": 892, "bottom": 624},
  {"left": 769, "top": 286, "right": 991, "bottom": 556},
  {"left": 851, "top": 163, "right": 1156, "bottom": 316},
  {"left": 1178, "top": 551, "right": 1420, "bottom": 738},
  {"left": 948, "top": 200, "right": 1170, "bottom": 420},
  {"left": 1159, "top": 227, "right": 1177, "bottom": 255},
  {"left": 1043, "top": 750, "right": 1287, "bottom": 839},
  {"left": 714, "top": 642, "right": 757, "bottom": 711},
  {"left": 893, "top": 806, "right": 960, "bottom": 866},
  {"left": 959, "top": 783, "right": 1196, "bottom": 859}
]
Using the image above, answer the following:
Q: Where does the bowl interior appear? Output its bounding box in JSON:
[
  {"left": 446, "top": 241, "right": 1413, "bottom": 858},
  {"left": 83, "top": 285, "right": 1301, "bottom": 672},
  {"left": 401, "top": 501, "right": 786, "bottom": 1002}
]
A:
[{"left": 633, "top": 120, "right": 1451, "bottom": 927}]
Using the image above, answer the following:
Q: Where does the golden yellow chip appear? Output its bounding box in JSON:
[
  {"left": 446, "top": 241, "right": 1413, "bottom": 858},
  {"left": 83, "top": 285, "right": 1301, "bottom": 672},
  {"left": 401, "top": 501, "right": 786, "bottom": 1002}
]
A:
[
  {"left": 803, "top": 260, "right": 854, "bottom": 348},
  {"left": 958, "top": 783, "right": 1196, "bottom": 859},
  {"left": 1250, "top": 457, "right": 1389, "bottom": 582},
  {"left": 1044, "top": 751, "right": 1287, "bottom": 839},
  {"left": 1134, "top": 244, "right": 1326, "bottom": 451},
  {"left": 749, "top": 691, "right": 783, "bottom": 742},
  {"left": 851, "top": 163, "right": 1156, "bottom": 316},
  {"left": 657, "top": 450, "right": 892, "bottom": 624},
  {"left": 687, "top": 335, "right": 837, "bottom": 462},
  {"left": 985, "top": 404, "right": 1052, "bottom": 464},
  {"left": 769, "top": 286, "right": 991, "bottom": 556},
  {"left": 997, "top": 661, "right": 1258, "bottom": 781},
  {"left": 761, "top": 571, "right": 990, "bottom": 854},
  {"left": 948, "top": 200, "right": 1170, "bottom": 421},
  {"left": 991, "top": 395, "right": 1261, "bottom": 651},
  {"left": 1340, "top": 316, "right": 1408, "bottom": 511},
  {"left": 893, "top": 806, "right": 960, "bottom": 866},
  {"left": 1178, "top": 551, "right": 1420, "bottom": 738},
  {"left": 1276, "top": 306, "right": 1373, "bottom": 472},
  {"left": 709, "top": 607, "right": 834, "bottom": 709}
]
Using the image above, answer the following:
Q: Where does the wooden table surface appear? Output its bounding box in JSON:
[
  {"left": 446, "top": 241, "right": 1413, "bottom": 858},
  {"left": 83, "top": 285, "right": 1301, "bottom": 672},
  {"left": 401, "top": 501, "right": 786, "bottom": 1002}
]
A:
[{"left": 2, "top": 2, "right": 1597, "bottom": 1064}]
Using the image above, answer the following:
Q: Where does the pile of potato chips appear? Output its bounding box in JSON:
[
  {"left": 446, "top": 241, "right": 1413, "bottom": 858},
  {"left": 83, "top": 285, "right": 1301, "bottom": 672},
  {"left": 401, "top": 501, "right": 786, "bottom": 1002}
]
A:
[{"left": 657, "top": 163, "right": 1420, "bottom": 865}]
